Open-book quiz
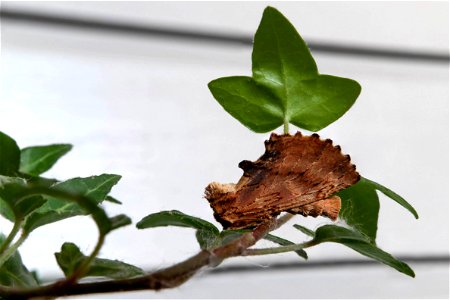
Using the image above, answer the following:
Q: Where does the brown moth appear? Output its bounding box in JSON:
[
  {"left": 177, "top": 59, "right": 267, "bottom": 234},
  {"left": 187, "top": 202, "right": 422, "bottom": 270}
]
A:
[{"left": 205, "top": 132, "right": 360, "bottom": 229}]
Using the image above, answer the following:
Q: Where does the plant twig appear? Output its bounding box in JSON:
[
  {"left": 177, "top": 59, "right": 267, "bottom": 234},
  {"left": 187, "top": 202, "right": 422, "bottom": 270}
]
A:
[
  {"left": 0, "top": 250, "right": 212, "bottom": 299},
  {"left": 0, "top": 218, "right": 280, "bottom": 299},
  {"left": 273, "top": 213, "right": 294, "bottom": 230}
]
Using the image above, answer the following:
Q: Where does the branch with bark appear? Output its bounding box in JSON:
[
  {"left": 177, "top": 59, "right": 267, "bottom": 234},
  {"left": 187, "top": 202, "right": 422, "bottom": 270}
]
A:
[{"left": 0, "top": 217, "right": 287, "bottom": 299}]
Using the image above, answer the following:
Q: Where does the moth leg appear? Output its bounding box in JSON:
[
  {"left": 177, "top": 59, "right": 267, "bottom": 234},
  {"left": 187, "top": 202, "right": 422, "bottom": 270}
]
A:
[{"left": 288, "top": 195, "right": 341, "bottom": 221}]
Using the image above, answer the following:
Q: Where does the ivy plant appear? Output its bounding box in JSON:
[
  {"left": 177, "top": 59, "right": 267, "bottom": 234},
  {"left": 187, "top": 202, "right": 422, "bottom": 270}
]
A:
[
  {"left": 208, "top": 7, "right": 361, "bottom": 133},
  {"left": 0, "top": 6, "right": 417, "bottom": 299}
]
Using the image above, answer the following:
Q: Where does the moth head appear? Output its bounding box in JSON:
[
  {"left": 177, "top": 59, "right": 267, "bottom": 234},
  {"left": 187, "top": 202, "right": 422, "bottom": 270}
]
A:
[{"left": 204, "top": 182, "right": 236, "bottom": 203}]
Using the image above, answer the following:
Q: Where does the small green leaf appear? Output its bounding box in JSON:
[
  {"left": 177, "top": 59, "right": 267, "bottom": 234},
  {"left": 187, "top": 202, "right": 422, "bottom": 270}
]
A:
[
  {"left": 208, "top": 76, "right": 284, "bottom": 133},
  {"left": 252, "top": 6, "right": 318, "bottom": 103},
  {"left": 55, "top": 242, "right": 144, "bottom": 280},
  {"left": 0, "top": 131, "right": 20, "bottom": 176},
  {"left": 23, "top": 174, "right": 121, "bottom": 232},
  {"left": 337, "top": 178, "right": 380, "bottom": 243},
  {"left": 30, "top": 270, "right": 41, "bottom": 285},
  {"left": 105, "top": 195, "right": 122, "bottom": 205},
  {"left": 136, "top": 210, "right": 219, "bottom": 234},
  {"left": 54, "top": 242, "right": 83, "bottom": 278},
  {"left": 313, "top": 225, "right": 371, "bottom": 243},
  {"left": 293, "top": 224, "right": 315, "bottom": 237},
  {"left": 311, "top": 225, "right": 415, "bottom": 277},
  {"left": 288, "top": 75, "right": 361, "bottom": 131},
  {"left": 23, "top": 211, "right": 65, "bottom": 233},
  {"left": 0, "top": 198, "right": 15, "bottom": 222},
  {"left": 209, "top": 7, "right": 361, "bottom": 133},
  {"left": 13, "top": 195, "right": 46, "bottom": 221},
  {"left": 109, "top": 214, "right": 132, "bottom": 231},
  {"left": 19, "top": 144, "right": 72, "bottom": 176},
  {"left": 0, "top": 233, "right": 38, "bottom": 287},
  {"left": 265, "top": 233, "right": 307, "bottom": 259},
  {"left": 196, "top": 229, "right": 221, "bottom": 250},
  {"left": 363, "top": 177, "right": 418, "bottom": 219},
  {"left": 137, "top": 211, "right": 220, "bottom": 250},
  {"left": 337, "top": 177, "right": 418, "bottom": 244},
  {"left": 0, "top": 176, "right": 46, "bottom": 221},
  {"left": 48, "top": 174, "right": 122, "bottom": 203},
  {"left": 0, "top": 176, "right": 25, "bottom": 221},
  {"left": 26, "top": 175, "right": 58, "bottom": 187}
]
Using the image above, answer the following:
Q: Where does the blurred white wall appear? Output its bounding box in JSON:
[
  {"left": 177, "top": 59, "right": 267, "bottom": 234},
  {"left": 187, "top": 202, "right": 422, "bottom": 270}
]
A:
[
  {"left": 2, "top": 1, "right": 449, "bottom": 51},
  {"left": 0, "top": 2, "right": 448, "bottom": 298}
]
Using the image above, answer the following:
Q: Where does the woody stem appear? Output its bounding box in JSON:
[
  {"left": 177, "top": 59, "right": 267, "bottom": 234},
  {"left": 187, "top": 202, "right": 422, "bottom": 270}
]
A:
[{"left": 0, "top": 217, "right": 283, "bottom": 299}]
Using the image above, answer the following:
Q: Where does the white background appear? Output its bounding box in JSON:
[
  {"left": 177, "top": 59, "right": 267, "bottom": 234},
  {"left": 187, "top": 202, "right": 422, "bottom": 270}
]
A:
[{"left": 0, "top": 1, "right": 449, "bottom": 298}]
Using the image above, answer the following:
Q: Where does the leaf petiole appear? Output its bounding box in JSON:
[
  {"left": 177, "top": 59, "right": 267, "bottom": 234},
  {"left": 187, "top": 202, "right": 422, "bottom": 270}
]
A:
[
  {"left": 242, "top": 240, "right": 316, "bottom": 256},
  {"left": 0, "top": 220, "right": 23, "bottom": 256},
  {"left": 0, "top": 231, "right": 28, "bottom": 268},
  {"left": 283, "top": 120, "right": 290, "bottom": 134}
]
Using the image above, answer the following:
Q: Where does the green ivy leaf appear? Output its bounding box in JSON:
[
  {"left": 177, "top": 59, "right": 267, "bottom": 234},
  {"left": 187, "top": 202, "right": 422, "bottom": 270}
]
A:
[
  {"left": 265, "top": 233, "right": 307, "bottom": 259},
  {"left": 0, "top": 132, "right": 20, "bottom": 176},
  {"left": 337, "top": 178, "right": 380, "bottom": 243},
  {"left": 26, "top": 175, "right": 58, "bottom": 187},
  {"left": 137, "top": 210, "right": 220, "bottom": 250},
  {"left": 109, "top": 214, "right": 132, "bottom": 231},
  {"left": 208, "top": 76, "right": 284, "bottom": 132},
  {"left": 55, "top": 242, "right": 144, "bottom": 280},
  {"left": 293, "top": 224, "right": 315, "bottom": 237},
  {"left": 0, "top": 176, "right": 26, "bottom": 222},
  {"left": 23, "top": 174, "right": 121, "bottom": 233},
  {"left": 363, "top": 177, "right": 418, "bottom": 219},
  {"left": 287, "top": 75, "right": 361, "bottom": 132},
  {"left": 0, "top": 233, "right": 38, "bottom": 287},
  {"left": 0, "top": 197, "right": 14, "bottom": 222},
  {"left": 19, "top": 144, "right": 72, "bottom": 176},
  {"left": 47, "top": 174, "right": 121, "bottom": 203},
  {"left": 0, "top": 176, "right": 46, "bottom": 222},
  {"left": 208, "top": 7, "right": 361, "bottom": 133},
  {"left": 252, "top": 7, "right": 318, "bottom": 95},
  {"left": 105, "top": 195, "right": 122, "bottom": 205},
  {"left": 313, "top": 225, "right": 371, "bottom": 243},
  {"left": 196, "top": 229, "right": 221, "bottom": 250},
  {"left": 311, "top": 225, "right": 415, "bottom": 277},
  {"left": 137, "top": 210, "right": 219, "bottom": 234},
  {"left": 337, "top": 177, "right": 418, "bottom": 244}
]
